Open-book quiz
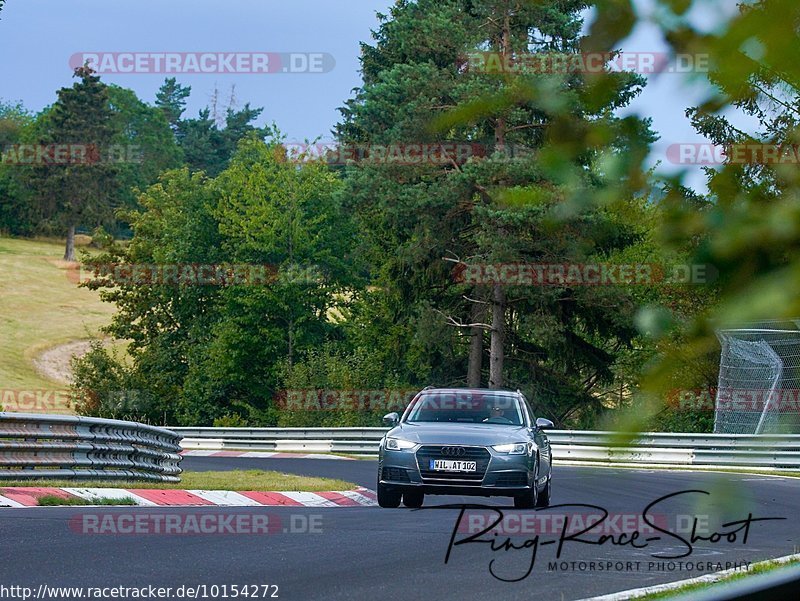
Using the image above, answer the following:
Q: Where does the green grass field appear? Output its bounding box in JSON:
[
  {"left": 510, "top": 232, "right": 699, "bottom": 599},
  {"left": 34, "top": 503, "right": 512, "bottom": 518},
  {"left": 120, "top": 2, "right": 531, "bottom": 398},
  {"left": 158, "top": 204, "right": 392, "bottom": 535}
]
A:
[
  {"left": 0, "top": 470, "right": 355, "bottom": 493},
  {"left": 0, "top": 236, "right": 115, "bottom": 413}
]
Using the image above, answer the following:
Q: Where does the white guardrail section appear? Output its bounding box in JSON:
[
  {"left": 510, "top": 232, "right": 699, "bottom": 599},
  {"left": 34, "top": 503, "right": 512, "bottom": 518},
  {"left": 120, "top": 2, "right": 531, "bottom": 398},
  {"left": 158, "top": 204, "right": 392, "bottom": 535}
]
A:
[
  {"left": 0, "top": 413, "right": 183, "bottom": 482},
  {"left": 174, "top": 428, "right": 800, "bottom": 469}
]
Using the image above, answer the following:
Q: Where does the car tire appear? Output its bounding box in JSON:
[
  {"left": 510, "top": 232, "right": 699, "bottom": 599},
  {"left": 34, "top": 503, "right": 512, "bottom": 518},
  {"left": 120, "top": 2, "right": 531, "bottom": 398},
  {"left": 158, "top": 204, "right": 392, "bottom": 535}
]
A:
[
  {"left": 377, "top": 483, "right": 402, "bottom": 508},
  {"left": 536, "top": 476, "right": 551, "bottom": 508},
  {"left": 513, "top": 460, "right": 539, "bottom": 509},
  {"left": 402, "top": 491, "right": 424, "bottom": 508}
]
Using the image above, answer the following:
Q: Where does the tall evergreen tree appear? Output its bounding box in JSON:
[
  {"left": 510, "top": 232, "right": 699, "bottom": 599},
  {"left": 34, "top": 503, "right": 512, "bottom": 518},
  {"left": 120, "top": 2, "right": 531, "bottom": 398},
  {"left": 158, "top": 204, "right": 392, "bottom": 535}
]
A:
[
  {"left": 155, "top": 78, "right": 272, "bottom": 177},
  {"left": 32, "top": 65, "right": 120, "bottom": 260},
  {"left": 337, "top": 0, "right": 655, "bottom": 423},
  {"left": 155, "top": 78, "right": 191, "bottom": 133}
]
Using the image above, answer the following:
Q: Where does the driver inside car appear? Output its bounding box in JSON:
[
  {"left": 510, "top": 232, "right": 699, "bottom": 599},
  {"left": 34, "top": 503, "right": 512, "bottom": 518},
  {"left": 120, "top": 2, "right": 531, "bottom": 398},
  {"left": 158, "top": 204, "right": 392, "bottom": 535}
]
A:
[{"left": 483, "top": 404, "right": 506, "bottom": 423}]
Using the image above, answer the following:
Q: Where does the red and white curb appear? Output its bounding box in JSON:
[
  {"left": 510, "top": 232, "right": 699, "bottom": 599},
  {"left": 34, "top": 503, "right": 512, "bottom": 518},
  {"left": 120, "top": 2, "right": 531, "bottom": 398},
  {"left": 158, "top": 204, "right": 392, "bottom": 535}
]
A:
[
  {"left": 180, "top": 450, "right": 355, "bottom": 460},
  {"left": 0, "top": 487, "right": 377, "bottom": 508}
]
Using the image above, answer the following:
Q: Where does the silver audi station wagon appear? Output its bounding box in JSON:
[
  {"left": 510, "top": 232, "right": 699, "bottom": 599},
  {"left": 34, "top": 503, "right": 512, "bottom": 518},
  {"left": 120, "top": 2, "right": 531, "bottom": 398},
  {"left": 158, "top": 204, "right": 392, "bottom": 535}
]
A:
[{"left": 377, "top": 388, "right": 553, "bottom": 508}]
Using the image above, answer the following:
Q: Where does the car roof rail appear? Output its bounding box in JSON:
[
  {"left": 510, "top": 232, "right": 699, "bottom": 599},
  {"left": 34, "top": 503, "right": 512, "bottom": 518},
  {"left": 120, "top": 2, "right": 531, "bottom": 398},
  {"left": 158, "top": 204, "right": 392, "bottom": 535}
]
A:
[{"left": 422, "top": 385, "right": 435, "bottom": 390}]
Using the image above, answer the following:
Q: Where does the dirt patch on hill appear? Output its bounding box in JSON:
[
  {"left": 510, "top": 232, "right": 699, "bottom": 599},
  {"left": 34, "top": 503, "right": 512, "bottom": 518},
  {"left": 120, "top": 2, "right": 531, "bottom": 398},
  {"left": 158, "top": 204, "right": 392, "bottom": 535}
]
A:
[{"left": 33, "top": 340, "right": 95, "bottom": 385}]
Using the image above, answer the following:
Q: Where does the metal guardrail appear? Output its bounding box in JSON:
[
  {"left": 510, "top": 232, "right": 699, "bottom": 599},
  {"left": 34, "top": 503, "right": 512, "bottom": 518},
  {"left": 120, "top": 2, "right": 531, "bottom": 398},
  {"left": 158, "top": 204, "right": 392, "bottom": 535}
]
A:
[
  {"left": 0, "top": 413, "right": 183, "bottom": 482},
  {"left": 175, "top": 427, "right": 800, "bottom": 468}
]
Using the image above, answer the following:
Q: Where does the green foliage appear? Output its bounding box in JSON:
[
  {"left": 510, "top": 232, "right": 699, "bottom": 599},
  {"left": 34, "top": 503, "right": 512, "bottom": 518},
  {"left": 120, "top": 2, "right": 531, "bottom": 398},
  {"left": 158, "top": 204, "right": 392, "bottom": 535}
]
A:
[
  {"left": 175, "top": 95, "right": 274, "bottom": 177},
  {"left": 271, "top": 343, "right": 411, "bottom": 427},
  {"left": 1, "top": 76, "right": 263, "bottom": 239},
  {"left": 645, "top": 407, "right": 715, "bottom": 434},
  {"left": 90, "top": 225, "right": 114, "bottom": 249},
  {"left": 27, "top": 66, "right": 121, "bottom": 247},
  {"left": 37, "top": 495, "right": 137, "bottom": 507},
  {"left": 3, "top": 73, "right": 181, "bottom": 242},
  {"left": 58, "top": 0, "right": 800, "bottom": 434},
  {"left": 0, "top": 101, "right": 30, "bottom": 233},
  {"left": 212, "top": 413, "right": 250, "bottom": 428},
  {"left": 74, "top": 137, "right": 356, "bottom": 426},
  {"left": 107, "top": 85, "right": 183, "bottom": 223},
  {"left": 0, "top": 99, "right": 32, "bottom": 148},
  {"left": 335, "top": 0, "right": 658, "bottom": 427},
  {"left": 71, "top": 341, "right": 165, "bottom": 423},
  {"left": 608, "top": 0, "right": 800, "bottom": 431},
  {"left": 0, "top": 164, "right": 35, "bottom": 236},
  {"left": 155, "top": 78, "right": 191, "bottom": 132}
]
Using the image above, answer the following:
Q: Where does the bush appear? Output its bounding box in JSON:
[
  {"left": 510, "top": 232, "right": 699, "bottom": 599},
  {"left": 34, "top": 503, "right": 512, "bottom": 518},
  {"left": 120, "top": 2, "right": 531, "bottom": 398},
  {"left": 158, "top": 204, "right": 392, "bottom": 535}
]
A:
[
  {"left": 71, "top": 342, "right": 167, "bottom": 424},
  {"left": 212, "top": 413, "right": 250, "bottom": 428},
  {"left": 645, "top": 407, "right": 714, "bottom": 433},
  {"left": 208, "top": 343, "right": 417, "bottom": 427}
]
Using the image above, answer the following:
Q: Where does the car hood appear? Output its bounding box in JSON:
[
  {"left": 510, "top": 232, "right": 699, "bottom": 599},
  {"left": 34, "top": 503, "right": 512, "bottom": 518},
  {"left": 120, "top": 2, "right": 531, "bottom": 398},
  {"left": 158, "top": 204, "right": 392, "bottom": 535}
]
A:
[{"left": 387, "top": 422, "right": 531, "bottom": 446}]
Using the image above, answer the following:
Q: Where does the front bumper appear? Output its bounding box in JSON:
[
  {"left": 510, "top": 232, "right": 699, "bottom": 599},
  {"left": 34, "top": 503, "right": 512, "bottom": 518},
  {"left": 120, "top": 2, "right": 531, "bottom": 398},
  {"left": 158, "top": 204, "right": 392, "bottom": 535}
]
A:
[{"left": 379, "top": 444, "right": 535, "bottom": 497}]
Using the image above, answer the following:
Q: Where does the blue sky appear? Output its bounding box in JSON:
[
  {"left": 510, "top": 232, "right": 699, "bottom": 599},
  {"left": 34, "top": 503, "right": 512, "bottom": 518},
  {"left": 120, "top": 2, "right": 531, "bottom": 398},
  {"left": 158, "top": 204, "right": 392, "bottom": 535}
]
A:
[
  {"left": 0, "top": 0, "right": 386, "bottom": 142},
  {"left": 0, "top": 0, "right": 745, "bottom": 191}
]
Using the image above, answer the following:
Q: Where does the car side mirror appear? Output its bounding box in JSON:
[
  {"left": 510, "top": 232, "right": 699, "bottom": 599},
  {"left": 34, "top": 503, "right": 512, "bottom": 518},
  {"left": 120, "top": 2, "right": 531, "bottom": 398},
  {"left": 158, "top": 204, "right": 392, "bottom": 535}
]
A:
[
  {"left": 383, "top": 412, "right": 400, "bottom": 426},
  {"left": 535, "top": 418, "right": 554, "bottom": 430}
]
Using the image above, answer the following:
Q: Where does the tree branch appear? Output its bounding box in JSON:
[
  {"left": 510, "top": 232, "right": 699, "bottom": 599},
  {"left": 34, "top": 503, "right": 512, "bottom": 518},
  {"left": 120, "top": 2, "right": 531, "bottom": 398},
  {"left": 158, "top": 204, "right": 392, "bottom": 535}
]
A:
[{"left": 434, "top": 309, "right": 494, "bottom": 331}]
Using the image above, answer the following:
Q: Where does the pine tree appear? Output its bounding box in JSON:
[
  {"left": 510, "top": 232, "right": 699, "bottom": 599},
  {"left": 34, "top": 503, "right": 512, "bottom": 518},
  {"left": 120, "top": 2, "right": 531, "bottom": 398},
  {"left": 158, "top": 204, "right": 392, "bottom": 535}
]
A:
[
  {"left": 155, "top": 78, "right": 272, "bottom": 177},
  {"left": 337, "top": 0, "right": 655, "bottom": 422},
  {"left": 34, "top": 65, "right": 120, "bottom": 261},
  {"left": 155, "top": 77, "right": 191, "bottom": 133}
]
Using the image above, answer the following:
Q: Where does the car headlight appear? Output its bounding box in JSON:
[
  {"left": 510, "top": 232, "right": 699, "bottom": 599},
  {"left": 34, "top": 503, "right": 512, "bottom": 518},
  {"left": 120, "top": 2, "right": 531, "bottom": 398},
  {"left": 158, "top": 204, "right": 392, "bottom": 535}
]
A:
[
  {"left": 385, "top": 437, "right": 417, "bottom": 451},
  {"left": 492, "top": 442, "right": 529, "bottom": 455}
]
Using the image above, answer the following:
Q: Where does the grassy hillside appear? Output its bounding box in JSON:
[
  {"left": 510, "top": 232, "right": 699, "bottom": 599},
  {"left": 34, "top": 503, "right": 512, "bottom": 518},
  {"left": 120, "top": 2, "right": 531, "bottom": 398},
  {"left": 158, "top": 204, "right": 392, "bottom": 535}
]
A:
[{"left": 0, "top": 236, "right": 116, "bottom": 413}]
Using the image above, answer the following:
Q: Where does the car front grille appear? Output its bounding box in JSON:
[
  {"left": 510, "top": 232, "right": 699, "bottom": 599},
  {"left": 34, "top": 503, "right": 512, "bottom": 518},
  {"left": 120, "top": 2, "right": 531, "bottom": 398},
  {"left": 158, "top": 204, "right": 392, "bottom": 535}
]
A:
[{"left": 416, "top": 445, "right": 491, "bottom": 486}]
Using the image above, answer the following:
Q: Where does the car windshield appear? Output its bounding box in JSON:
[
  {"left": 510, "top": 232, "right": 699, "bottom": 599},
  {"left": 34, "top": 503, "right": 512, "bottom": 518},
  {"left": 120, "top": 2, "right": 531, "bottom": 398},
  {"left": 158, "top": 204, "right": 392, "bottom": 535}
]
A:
[{"left": 405, "top": 392, "right": 524, "bottom": 426}]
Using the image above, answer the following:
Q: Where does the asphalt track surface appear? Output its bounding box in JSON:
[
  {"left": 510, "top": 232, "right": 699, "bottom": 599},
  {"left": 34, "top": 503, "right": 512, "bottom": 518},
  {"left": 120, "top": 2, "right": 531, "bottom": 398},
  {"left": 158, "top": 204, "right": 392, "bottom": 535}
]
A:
[{"left": 1, "top": 457, "right": 798, "bottom": 601}]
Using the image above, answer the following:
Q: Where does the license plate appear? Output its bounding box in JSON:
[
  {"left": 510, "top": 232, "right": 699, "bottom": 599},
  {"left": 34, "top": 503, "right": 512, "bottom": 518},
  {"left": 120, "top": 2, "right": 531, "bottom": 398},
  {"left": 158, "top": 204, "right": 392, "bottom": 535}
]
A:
[{"left": 430, "top": 459, "right": 477, "bottom": 472}]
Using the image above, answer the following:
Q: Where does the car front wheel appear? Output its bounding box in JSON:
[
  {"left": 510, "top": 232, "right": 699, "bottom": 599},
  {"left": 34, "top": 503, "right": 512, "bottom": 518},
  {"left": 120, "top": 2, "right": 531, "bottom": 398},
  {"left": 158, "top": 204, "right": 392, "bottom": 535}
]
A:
[
  {"left": 513, "top": 461, "right": 539, "bottom": 509},
  {"left": 377, "top": 482, "right": 402, "bottom": 508},
  {"left": 536, "top": 476, "right": 551, "bottom": 508},
  {"left": 402, "top": 491, "right": 424, "bottom": 508}
]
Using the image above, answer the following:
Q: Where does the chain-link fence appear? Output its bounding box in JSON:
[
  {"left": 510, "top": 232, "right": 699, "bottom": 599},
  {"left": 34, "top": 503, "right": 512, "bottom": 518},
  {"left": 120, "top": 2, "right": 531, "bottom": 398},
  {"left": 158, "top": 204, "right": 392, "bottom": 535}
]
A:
[{"left": 715, "top": 321, "right": 800, "bottom": 434}]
